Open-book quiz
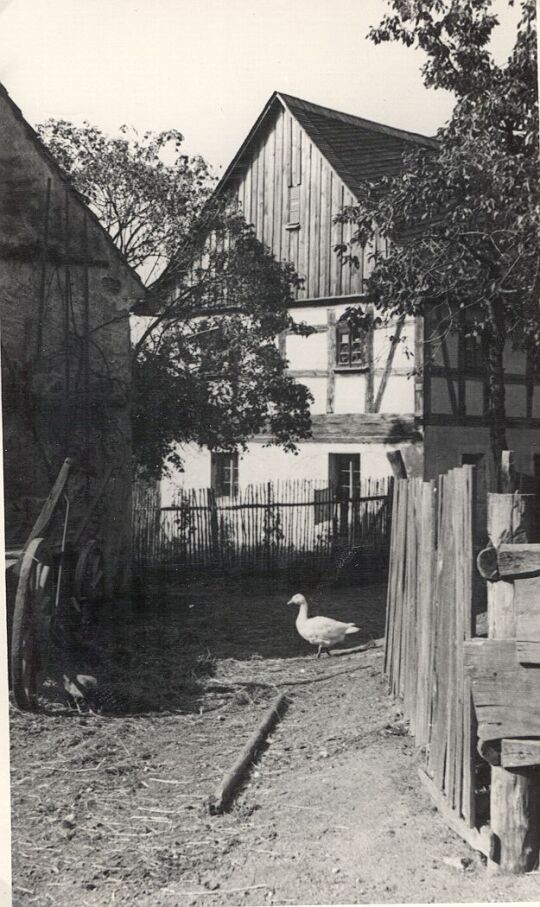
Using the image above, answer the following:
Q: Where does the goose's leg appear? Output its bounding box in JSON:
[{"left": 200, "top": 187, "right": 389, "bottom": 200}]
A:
[
  {"left": 325, "top": 647, "right": 332, "bottom": 657},
  {"left": 316, "top": 645, "right": 322, "bottom": 659}
]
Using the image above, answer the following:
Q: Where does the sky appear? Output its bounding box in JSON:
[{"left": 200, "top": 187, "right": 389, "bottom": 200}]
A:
[{"left": 0, "top": 0, "right": 524, "bottom": 177}]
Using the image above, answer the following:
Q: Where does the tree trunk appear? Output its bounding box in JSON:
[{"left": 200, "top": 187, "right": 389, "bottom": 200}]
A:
[{"left": 485, "top": 299, "right": 508, "bottom": 491}]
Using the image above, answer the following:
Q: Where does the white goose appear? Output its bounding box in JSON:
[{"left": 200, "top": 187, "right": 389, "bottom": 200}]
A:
[{"left": 287, "top": 593, "right": 360, "bottom": 657}]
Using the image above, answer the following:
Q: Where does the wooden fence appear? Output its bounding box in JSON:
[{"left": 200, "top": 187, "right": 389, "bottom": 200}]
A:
[
  {"left": 385, "top": 462, "right": 540, "bottom": 872},
  {"left": 385, "top": 467, "right": 481, "bottom": 838},
  {"left": 132, "top": 477, "right": 392, "bottom": 574}
]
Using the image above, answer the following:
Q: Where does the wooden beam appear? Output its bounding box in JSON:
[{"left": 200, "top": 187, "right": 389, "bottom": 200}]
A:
[
  {"left": 502, "top": 739, "right": 540, "bottom": 769},
  {"left": 491, "top": 767, "right": 540, "bottom": 872},
  {"left": 365, "top": 304, "right": 374, "bottom": 412},
  {"left": 464, "top": 639, "right": 540, "bottom": 741},
  {"left": 497, "top": 543, "right": 540, "bottom": 578},
  {"left": 386, "top": 450, "right": 407, "bottom": 479},
  {"left": 208, "top": 694, "right": 288, "bottom": 814},
  {"left": 516, "top": 576, "right": 540, "bottom": 665},
  {"left": 326, "top": 309, "right": 336, "bottom": 414},
  {"left": 441, "top": 337, "right": 459, "bottom": 417},
  {"left": 414, "top": 315, "right": 424, "bottom": 419},
  {"left": 484, "top": 488, "right": 540, "bottom": 873},
  {"left": 501, "top": 451, "right": 516, "bottom": 493}
]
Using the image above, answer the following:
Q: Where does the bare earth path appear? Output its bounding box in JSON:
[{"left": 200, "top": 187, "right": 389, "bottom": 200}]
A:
[{"left": 9, "top": 575, "right": 540, "bottom": 905}]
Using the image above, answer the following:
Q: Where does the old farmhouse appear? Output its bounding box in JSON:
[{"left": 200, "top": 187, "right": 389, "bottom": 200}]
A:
[
  {"left": 0, "top": 83, "right": 144, "bottom": 596},
  {"left": 155, "top": 92, "right": 540, "bottom": 505}
]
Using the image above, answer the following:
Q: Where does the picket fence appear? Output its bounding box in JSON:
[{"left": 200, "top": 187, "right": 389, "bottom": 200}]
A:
[
  {"left": 385, "top": 467, "right": 479, "bottom": 830},
  {"left": 132, "top": 477, "right": 392, "bottom": 574}
]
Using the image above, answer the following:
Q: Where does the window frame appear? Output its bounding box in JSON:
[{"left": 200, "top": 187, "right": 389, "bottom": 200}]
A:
[
  {"left": 210, "top": 451, "right": 239, "bottom": 498},
  {"left": 335, "top": 320, "right": 369, "bottom": 371}
]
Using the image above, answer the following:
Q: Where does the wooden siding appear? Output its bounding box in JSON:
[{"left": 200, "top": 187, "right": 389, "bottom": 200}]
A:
[{"left": 233, "top": 106, "right": 364, "bottom": 301}]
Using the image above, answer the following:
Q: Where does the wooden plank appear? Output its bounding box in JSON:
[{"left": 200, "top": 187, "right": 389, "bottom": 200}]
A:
[
  {"left": 491, "top": 765, "right": 540, "bottom": 872},
  {"left": 326, "top": 309, "right": 336, "bottom": 414},
  {"left": 414, "top": 315, "right": 424, "bottom": 419},
  {"left": 392, "top": 480, "right": 408, "bottom": 698},
  {"left": 445, "top": 471, "right": 458, "bottom": 806},
  {"left": 431, "top": 474, "right": 453, "bottom": 789},
  {"left": 23, "top": 457, "right": 74, "bottom": 555},
  {"left": 414, "top": 480, "right": 437, "bottom": 747},
  {"left": 383, "top": 480, "right": 400, "bottom": 677},
  {"left": 390, "top": 480, "right": 408, "bottom": 696},
  {"left": 497, "top": 543, "right": 540, "bottom": 577},
  {"left": 418, "top": 769, "right": 497, "bottom": 863},
  {"left": 487, "top": 493, "right": 536, "bottom": 549},
  {"left": 517, "top": 641, "right": 540, "bottom": 663},
  {"left": 461, "top": 465, "right": 476, "bottom": 828},
  {"left": 515, "top": 575, "right": 540, "bottom": 664},
  {"left": 208, "top": 693, "right": 289, "bottom": 814},
  {"left": 501, "top": 739, "right": 540, "bottom": 769},
  {"left": 465, "top": 639, "right": 540, "bottom": 741},
  {"left": 365, "top": 305, "right": 374, "bottom": 413},
  {"left": 319, "top": 161, "right": 330, "bottom": 298},
  {"left": 386, "top": 450, "right": 407, "bottom": 479}
]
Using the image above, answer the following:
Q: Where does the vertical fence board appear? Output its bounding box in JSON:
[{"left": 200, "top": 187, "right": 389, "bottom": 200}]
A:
[{"left": 384, "top": 465, "right": 477, "bottom": 836}]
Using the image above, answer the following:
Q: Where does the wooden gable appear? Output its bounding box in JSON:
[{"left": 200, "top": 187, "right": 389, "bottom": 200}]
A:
[{"left": 224, "top": 100, "right": 367, "bottom": 302}]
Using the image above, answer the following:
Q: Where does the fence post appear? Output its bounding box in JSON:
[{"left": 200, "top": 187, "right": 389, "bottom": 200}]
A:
[
  {"left": 208, "top": 489, "right": 219, "bottom": 567},
  {"left": 487, "top": 456, "right": 540, "bottom": 873}
]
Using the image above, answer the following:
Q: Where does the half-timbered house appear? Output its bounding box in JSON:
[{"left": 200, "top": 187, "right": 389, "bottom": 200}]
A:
[{"left": 159, "top": 92, "right": 540, "bottom": 506}]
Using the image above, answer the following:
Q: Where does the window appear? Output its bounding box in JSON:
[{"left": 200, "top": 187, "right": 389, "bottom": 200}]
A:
[
  {"left": 336, "top": 321, "right": 368, "bottom": 368},
  {"left": 463, "top": 332, "right": 483, "bottom": 370},
  {"left": 286, "top": 185, "right": 301, "bottom": 230},
  {"left": 329, "top": 453, "right": 361, "bottom": 500},
  {"left": 211, "top": 452, "right": 239, "bottom": 498}
]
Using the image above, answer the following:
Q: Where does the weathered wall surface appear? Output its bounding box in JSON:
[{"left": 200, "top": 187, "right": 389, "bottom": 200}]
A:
[{"left": 0, "top": 86, "right": 143, "bottom": 595}]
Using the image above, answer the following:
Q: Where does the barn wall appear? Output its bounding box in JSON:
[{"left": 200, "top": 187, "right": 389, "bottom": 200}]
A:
[{"left": 0, "top": 89, "right": 142, "bottom": 595}]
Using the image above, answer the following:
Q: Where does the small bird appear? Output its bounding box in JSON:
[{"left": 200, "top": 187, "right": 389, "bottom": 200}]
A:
[{"left": 287, "top": 593, "right": 360, "bottom": 657}]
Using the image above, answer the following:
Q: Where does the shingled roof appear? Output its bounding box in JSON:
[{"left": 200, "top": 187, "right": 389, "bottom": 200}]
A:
[{"left": 218, "top": 91, "right": 438, "bottom": 201}]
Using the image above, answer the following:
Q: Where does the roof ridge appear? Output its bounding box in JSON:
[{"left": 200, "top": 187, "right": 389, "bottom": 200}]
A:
[{"left": 276, "top": 91, "right": 438, "bottom": 148}]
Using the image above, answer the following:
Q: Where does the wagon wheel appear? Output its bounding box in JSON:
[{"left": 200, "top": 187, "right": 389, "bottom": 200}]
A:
[
  {"left": 11, "top": 538, "right": 55, "bottom": 710},
  {"left": 75, "top": 539, "right": 106, "bottom": 604}
]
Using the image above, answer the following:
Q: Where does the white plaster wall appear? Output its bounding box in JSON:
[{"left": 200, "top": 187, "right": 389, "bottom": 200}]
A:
[
  {"left": 301, "top": 377, "right": 327, "bottom": 414},
  {"left": 286, "top": 332, "right": 326, "bottom": 369},
  {"left": 161, "top": 438, "right": 423, "bottom": 503},
  {"left": 377, "top": 375, "right": 415, "bottom": 414},
  {"left": 334, "top": 373, "right": 367, "bottom": 413}
]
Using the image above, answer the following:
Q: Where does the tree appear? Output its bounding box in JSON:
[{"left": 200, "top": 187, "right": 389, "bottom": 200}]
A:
[
  {"left": 337, "top": 0, "right": 539, "bottom": 484},
  {"left": 37, "top": 120, "right": 213, "bottom": 282},
  {"left": 38, "top": 122, "right": 313, "bottom": 479}
]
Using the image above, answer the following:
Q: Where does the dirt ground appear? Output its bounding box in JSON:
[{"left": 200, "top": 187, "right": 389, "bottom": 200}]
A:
[{"left": 8, "top": 571, "right": 540, "bottom": 906}]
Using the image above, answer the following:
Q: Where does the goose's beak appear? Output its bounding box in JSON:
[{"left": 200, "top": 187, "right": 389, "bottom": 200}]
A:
[{"left": 287, "top": 598, "right": 294, "bottom": 605}]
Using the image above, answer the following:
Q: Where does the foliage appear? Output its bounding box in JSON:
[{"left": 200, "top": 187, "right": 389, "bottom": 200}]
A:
[
  {"left": 38, "top": 123, "right": 314, "bottom": 478},
  {"left": 337, "top": 0, "right": 539, "bottom": 479},
  {"left": 37, "top": 120, "right": 213, "bottom": 281}
]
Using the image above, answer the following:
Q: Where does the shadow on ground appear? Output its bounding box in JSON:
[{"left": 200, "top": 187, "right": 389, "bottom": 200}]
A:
[{"left": 48, "top": 570, "right": 387, "bottom": 716}]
